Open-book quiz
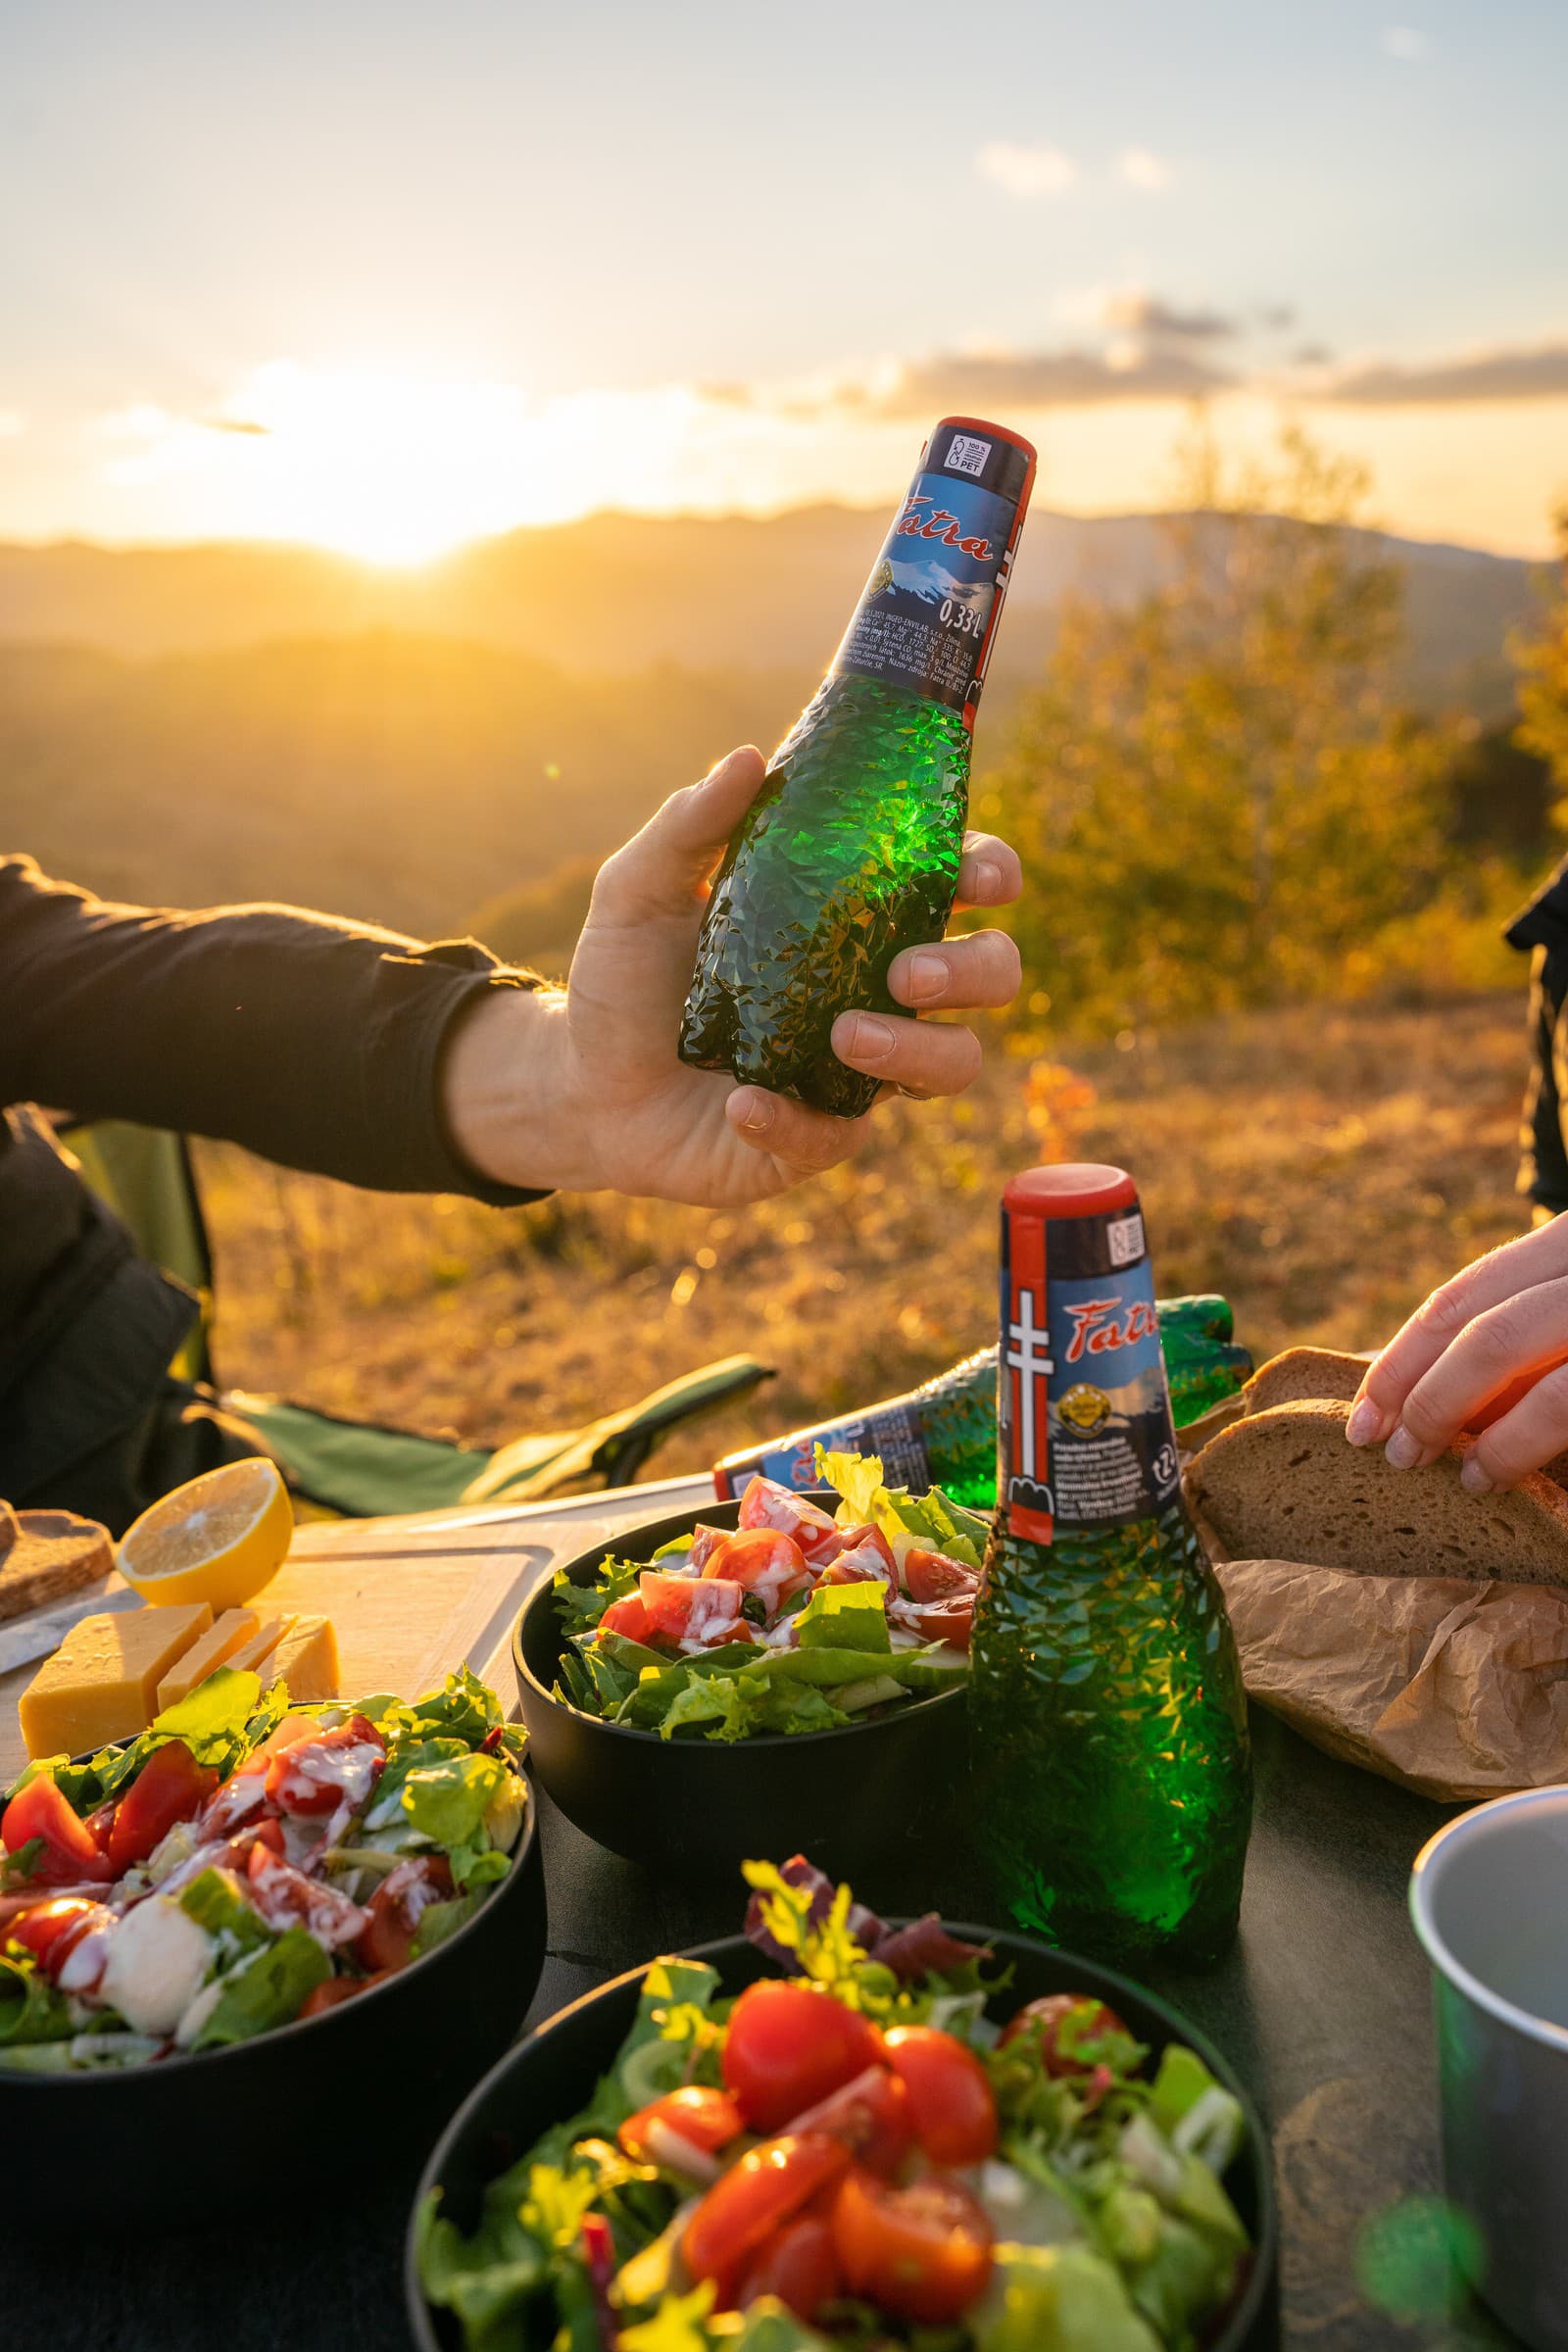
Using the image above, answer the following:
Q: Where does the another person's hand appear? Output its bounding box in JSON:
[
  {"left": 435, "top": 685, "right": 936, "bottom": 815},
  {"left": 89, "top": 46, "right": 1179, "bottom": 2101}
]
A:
[
  {"left": 1347, "top": 1217, "right": 1568, "bottom": 1491},
  {"left": 443, "top": 746, "right": 1023, "bottom": 1207}
]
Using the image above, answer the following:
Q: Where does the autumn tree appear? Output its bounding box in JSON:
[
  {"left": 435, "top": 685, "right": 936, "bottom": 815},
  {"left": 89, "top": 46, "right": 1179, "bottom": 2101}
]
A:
[
  {"left": 982, "top": 425, "right": 1462, "bottom": 1031},
  {"left": 1516, "top": 506, "right": 1568, "bottom": 823}
]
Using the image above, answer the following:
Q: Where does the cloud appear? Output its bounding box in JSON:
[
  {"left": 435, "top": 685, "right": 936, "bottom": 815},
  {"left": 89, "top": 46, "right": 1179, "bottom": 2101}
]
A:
[
  {"left": 865, "top": 343, "right": 1234, "bottom": 415},
  {"left": 0, "top": 412, "right": 22, "bottom": 439},
  {"left": 1382, "top": 24, "right": 1429, "bottom": 58},
  {"left": 200, "top": 415, "right": 270, "bottom": 436},
  {"left": 1101, "top": 292, "right": 1236, "bottom": 343},
  {"left": 1321, "top": 342, "right": 1568, "bottom": 402},
  {"left": 1117, "top": 146, "right": 1171, "bottom": 190},
  {"left": 976, "top": 141, "right": 1077, "bottom": 198}
]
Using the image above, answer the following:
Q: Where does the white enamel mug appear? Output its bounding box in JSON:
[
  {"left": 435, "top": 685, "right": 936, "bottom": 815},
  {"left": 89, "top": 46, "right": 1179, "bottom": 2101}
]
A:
[{"left": 1410, "top": 1788, "right": 1568, "bottom": 2351}]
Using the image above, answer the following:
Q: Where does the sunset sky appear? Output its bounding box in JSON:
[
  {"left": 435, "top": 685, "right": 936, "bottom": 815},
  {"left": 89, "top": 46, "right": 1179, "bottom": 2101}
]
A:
[{"left": 5, "top": 0, "right": 1568, "bottom": 559}]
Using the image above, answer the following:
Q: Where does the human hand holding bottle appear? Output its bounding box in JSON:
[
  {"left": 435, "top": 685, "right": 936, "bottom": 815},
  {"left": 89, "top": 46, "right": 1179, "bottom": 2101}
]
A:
[
  {"left": 1346, "top": 1217, "right": 1568, "bottom": 1490},
  {"left": 443, "top": 747, "right": 1023, "bottom": 1207}
]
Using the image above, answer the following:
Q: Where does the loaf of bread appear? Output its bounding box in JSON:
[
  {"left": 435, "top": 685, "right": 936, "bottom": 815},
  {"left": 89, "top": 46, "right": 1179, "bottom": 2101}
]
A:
[
  {"left": 1243, "top": 1347, "right": 1368, "bottom": 1414},
  {"left": 1242, "top": 1344, "right": 1568, "bottom": 1492},
  {"left": 1187, "top": 1397, "right": 1568, "bottom": 1585},
  {"left": 0, "top": 1505, "right": 114, "bottom": 1622}
]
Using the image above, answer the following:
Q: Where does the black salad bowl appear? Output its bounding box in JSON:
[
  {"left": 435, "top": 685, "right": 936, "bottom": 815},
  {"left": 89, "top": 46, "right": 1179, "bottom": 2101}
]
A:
[
  {"left": 406, "top": 1925, "right": 1281, "bottom": 2352},
  {"left": 513, "top": 1497, "right": 967, "bottom": 1882},
  {"left": 4, "top": 1764, "right": 547, "bottom": 2230}
]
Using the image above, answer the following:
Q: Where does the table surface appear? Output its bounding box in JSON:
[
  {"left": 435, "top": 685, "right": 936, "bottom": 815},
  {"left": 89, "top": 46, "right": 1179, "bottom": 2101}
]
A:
[{"left": 9, "top": 1483, "right": 1522, "bottom": 2352}]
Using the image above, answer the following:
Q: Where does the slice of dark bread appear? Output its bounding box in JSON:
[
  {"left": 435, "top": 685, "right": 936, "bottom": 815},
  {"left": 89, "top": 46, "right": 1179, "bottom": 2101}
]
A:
[
  {"left": 1187, "top": 1397, "right": 1568, "bottom": 1585},
  {"left": 1244, "top": 1347, "right": 1369, "bottom": 1414},
  {"left": 1242, "top": 1345, "right": 1568, "bottom": 1493}
]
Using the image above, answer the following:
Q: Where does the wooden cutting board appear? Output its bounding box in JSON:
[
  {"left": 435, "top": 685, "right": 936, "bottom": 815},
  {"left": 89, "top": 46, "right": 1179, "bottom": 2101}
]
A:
[{"left": 0, "top": 1507, "right": 616, "bottom": 1788}]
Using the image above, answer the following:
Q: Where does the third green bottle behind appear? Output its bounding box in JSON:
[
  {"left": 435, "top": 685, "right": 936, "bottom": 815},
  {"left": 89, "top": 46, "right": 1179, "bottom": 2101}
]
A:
[
  {"left": 680, "top": 417, "right": 1035, "bottom": 1117},
  {"left": 969, "top": 1163, "right": 1252, "bottom": 1966}
]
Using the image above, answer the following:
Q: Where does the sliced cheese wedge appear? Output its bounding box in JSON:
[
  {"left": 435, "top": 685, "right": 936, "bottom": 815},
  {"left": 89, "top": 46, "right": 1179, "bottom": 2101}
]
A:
[
  {"left": 20, "top": 1604, "right": 214, "bottom": 1759},
  {"left": 264, "top": 1614, "right": 339, "bottom": 1703},
  {"left": 225, "top": 1610, "right": 298, "bottom": 1681},
  {"left": 155, "top": 1607, "right": 263, "bottom": 1711}
]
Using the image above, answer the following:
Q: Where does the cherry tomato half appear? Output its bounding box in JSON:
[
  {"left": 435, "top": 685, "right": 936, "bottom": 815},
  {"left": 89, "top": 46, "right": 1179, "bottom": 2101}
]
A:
[
  {"left": 354, "top": 1854, "right": 454, "bottom": 1974},
  {"left": 1, "top": 1774, "right": 113, "bottom": 1885},
  {"left": 902, "top": 1547, "right": 978, "bottom": 1604},
  {"left": 106, "top": 1739, "right": 220, "bottom": 1873},
  {"left": 683, "top": 2132, "right": 849, "bottom": 2303},
  {"left": 883, "top": 2026, "right": 998, "bottom": 2166},
  {"left": 739, "top": 2211, "right": 843, "bottom": 2324},
  {"left": 784, "top": 2061, "right": 914, "bottom": 2177},
  {"left": 618, "top": 2083, "right": 747, "bottom": 2165},
  {"left": 999, "top": 1992, "right": 1132, "bottom": 2077},
  {"left": 703, "top": 1528, "right": 811, "bottom": 1613},
  {"left": 264, "top": 1716, "right": 385, "bottom": 1818},
  {"left": 598, "top": 1592, "right": 661, "bottom": 1645},
  {"left": 907, "top": 1593, "right": 975, "bottom": 1650},
  {"left": 3, "top": 1894, "right": 110, "bottom": 1979},
  {"left": 721, "top": 1979, "right": 885, "bottom": 2133},
  {"left": 738, "top": 1477, "right": 843, "bottom": 1564},
  {"left": 638, "top": 1570, "right": 744, "bottom": 1644},
  {"left": 831, "top": 2167, "right": 994, "bottom": 2324}
]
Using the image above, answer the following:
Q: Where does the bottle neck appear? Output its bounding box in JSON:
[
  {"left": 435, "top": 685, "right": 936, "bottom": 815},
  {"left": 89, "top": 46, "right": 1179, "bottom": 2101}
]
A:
[{"left": 830, "top": 419, "right": 1033, "bottom": 730}]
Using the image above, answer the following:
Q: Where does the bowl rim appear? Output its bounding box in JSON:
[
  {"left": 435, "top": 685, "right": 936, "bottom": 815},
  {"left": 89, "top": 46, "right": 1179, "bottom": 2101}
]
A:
[
  {"left": 0, "top": 1748, "right": 542, "bottom": 2092},
  {"left": 1409, "top": 1785, "right": 1568, "bottom": 2057},
  {"left": 405, "top": 1920, "right": 1279, "bottom": 2352},
  {"left": 513, "top": 1495, "right": 967, "bottom": 1753}
]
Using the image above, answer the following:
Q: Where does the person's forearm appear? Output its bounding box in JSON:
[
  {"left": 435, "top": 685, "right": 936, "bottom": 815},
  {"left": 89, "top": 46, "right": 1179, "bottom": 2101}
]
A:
[
  {"left": 439, "top": 985, "right": 604, "bottom": 1194},
  {"left": 0, "top": 856, "right": 543, "bottom": 1197}
]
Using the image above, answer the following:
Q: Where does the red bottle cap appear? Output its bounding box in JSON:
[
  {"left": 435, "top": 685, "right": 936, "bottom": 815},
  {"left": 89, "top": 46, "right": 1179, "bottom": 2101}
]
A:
[{"left": 1003, "top": 1163, "right": 1139, "bottom": 1220}]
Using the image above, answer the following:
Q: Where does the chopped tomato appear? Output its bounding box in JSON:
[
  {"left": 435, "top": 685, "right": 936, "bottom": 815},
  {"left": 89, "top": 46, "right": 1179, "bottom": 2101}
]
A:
[
  {"left": 353, "top": 1854, "right": 454, "bottom": 1974},
  {"left": 825, "top": 1538, "right": 898, "bottom": 1597},
  {"left": 264, "top": 1715, "right": 385, "bottom": 1819},
  {"left": 998, "top": 1993, "right": 1132, "bottom": 2077},
  {"left": 721, "top": 1978, "right": 885, "bottom": 2133},
  {"left": 830, "top": 1522, "right": 895, "bottom": 1572},
  {"left": 1, "top": 1774, "right": 113, "bottom": 1885},
  {"left": 831, "top": 2167, "right": 994, "bottom": 2324},
  {"left": 618, "top": 2083, "right": 747, "bottom": 2165},
  {"left": 906, "top": 1593, "right": 975, "bottom": 1650},
  {"left": 703, "top": 1528, "right": 811, "bottom": 1614},
  {"left": 903, "top": 1547, "right": 979, "bottom": 1603},
  {"left": 246, "top": 1841, "right": 368, "bottom": 1948},
  {"left": 106, "top": 1740, "right": 220, "bottom": 1873},
  {"left": 598, "top": 1592, "right": 661, "bottom": 1645},
  {"left": 298, "top": 1974, "right": 373, "bottom": 2018},
  {"left": 198, "top": 1764, "right": 271, "bottom": 1839},
  {"left": 784, "top": 2061, "right": 914, "bottom": 2177},
  {"left": 4, "top": 1894, "right": 111, "bottom": 1979},
  {"left": 639, "top": 1570, "right": 745, "bottom": 1645},
  {"left": 738, "top": 1477, "right": 843, "bottom": 1564},
  {"left": 739, "top": 2211, "right": 843, "bottom": 2323},
  {"left": 883, "top": 2026, "right": 998, "bottom": 2165},
  {"left": 683, "top": 2132, "right": 849, "bottom": 2304},
  {"left": 689, "top": 1524, "right": 728, "bottom": 1570}
]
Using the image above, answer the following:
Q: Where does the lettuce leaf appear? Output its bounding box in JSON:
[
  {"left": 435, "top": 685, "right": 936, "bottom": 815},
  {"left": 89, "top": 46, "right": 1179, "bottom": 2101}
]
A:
[
  {"left": 978, "top": 2243, "right": 1163, "bottom": 2351},
  {"left": 793, "top": 1583, "right": 891, "bottom": 1654},
  {"left": 190, "top": 1927, "right": 329, "bottom": 2046},
  {"left": 0, "top": 1950, "right": 76, "bottom": 2046}
]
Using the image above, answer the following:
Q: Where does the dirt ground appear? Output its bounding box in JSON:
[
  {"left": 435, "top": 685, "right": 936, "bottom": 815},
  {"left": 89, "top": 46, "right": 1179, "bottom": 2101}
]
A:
[{"left": 195, "top": 991, "right": 1532, "bottom": 1488}]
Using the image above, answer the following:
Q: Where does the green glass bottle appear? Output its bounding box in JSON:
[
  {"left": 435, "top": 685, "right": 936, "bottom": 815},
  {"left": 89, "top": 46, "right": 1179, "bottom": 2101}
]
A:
[
  {"left": 970, "top": 1163, "right": 1252, "bottom": 1967},
  {"left": 679, "top": 417, "right": 1036, "bottom": 1118},
  {"left": 710, "top": 1297, "right": 1250, "bottom": 1504}
]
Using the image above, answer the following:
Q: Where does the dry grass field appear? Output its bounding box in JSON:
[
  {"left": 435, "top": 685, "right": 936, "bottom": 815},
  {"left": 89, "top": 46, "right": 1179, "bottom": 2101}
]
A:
[{"left": 194, "top": 990, "right": 1531, "bottom": 1487}]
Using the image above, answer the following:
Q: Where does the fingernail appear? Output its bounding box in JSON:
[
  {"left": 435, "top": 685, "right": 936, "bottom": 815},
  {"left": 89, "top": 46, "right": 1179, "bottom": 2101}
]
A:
[
  {"left": 904, "top": 952, "right": 948, "bottom": 1004},
  {"left": 1345, "top": 1398, "right": 1388, "bottom": 1446},
  {"left": 847, "top": 1014, "right": 896, "bottom": 1064},
  {"left": 1384, "top": 1426, "right": 1422, "bottom": 1470},
  {"left": 973, "top": 858, "right": 1002, "bottom": 897},
  {"left": 736, "top": 1093, "right": 773, "bottom": 1135},
  {"left": 1461, "top": 1457, "right": 1494, "bottom": 1495}
]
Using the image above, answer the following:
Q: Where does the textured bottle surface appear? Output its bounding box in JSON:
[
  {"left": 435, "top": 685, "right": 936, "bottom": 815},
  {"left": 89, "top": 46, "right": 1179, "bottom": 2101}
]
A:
[
  {"left": 680, "top": 418, "right": 1034, "bottom": 1118},
  {"left": 969, "top": 1169, "right": 1252, "bottom": 1967},
  {"left": 710, "top": 1298, "right": 1250, "bottom": 1502}
]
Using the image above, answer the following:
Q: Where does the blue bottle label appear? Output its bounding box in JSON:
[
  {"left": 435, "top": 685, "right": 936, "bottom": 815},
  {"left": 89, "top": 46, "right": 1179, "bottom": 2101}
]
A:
[
  {"left": 999, "top": 1201, "right": 1182, "bottom": 1538},
  {"left": 832, "top": 420, "right": 1033, "bottom": 723},
  {"left": 714, "top": 1404, "right": 930, "bottom": 1500}
]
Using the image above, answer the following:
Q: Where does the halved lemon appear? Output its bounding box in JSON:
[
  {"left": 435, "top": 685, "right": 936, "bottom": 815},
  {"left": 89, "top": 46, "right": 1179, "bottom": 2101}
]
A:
[{"left": 118, "top": 1456, "right": 293, "bottom": 1611}]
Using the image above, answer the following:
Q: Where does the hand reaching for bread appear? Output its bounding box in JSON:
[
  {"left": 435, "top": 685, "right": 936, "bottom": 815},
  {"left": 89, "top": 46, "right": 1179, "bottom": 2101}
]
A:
[{"left": 1347, "top": 1218, "right": 1568, "bottom": 1494}]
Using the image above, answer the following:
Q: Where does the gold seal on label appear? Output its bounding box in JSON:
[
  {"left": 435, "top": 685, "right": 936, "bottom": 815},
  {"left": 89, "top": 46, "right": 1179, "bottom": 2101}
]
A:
[{"left": 1057, "top": 1382, "right": 1111, "bottom": 1435}]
